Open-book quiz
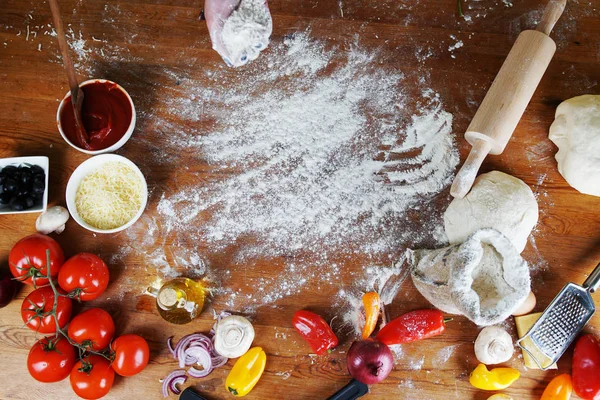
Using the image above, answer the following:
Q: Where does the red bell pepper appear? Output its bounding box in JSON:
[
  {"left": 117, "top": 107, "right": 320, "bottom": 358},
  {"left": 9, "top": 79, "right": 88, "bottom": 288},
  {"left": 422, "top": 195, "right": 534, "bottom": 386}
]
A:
[
  {"left": 292, "top": 310, "right": 338, "bottom": 355},
  {"left": 573, "top": 334, "right": 600, "bottom": 400},
  {"left": 376, "top": 309, "right": 450, "bottom": 345}
]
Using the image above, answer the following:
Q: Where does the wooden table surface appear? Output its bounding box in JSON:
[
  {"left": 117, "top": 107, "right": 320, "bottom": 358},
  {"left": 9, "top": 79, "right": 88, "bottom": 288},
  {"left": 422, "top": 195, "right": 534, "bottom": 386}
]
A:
[{"left": 1, "top": 0, "right": 600, "bottom": 399}]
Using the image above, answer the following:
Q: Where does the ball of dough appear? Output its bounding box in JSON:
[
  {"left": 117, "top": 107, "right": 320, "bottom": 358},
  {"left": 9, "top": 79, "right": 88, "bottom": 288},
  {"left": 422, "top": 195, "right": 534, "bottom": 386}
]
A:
[
  {"left": 444, "top": 171, "right": 538, "bottom": 252},
  {"left": 549, "top": 94, "right": 600, "bottom": 197}
]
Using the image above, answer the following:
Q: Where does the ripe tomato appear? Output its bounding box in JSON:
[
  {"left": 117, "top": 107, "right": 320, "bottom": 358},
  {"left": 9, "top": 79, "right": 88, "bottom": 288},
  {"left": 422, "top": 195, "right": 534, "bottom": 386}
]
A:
[
  {"left": 110, "top": 334, "right": 150, "bottom": 376},
  {"left": 9, "top": 234, "right": 64, "bottom": 286},
  {"left": 70, "top": 355, "right": 115, "bottom": 400},
  {"left": 21, "top": 286, "right": 72, "bottom": 333},
  {"left": 68, "top": 308, "right": 115, "bottom": 351},
  {"left": 27, "top": 336, "right": 76, "bottom": 382},
  {"left": 58, "top": 253, "right": 110, "bottom": 301}
]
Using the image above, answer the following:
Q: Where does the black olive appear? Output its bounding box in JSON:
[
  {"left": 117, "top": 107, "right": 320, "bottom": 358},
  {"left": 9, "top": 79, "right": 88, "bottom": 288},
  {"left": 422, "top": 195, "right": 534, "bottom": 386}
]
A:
[
  {"left": 2, "top": 166, "right": 17, "bottom": 174},
  {"left": 32, "top": 180, "right": 45, "bottom": 195},
  {"left": 20, "top": 171, "right": 31, "bottom": 185},
  {"left": 9, "top": 196, "right": 25, "bottom": 211},
  {"left": 31, "top": 165, "right": 44, "bottom": 175},
  {"left": 24, "top": 196, "right": 34, "bottom": 208},
  {"left": 4, "top": 178, "right": 17, "bottom": 193},
  {"left": 0, "top": 193, "right": 11, "bottom": 204},
  {"left": 0, "top": 175, "right": 5, "bottom": 185}
]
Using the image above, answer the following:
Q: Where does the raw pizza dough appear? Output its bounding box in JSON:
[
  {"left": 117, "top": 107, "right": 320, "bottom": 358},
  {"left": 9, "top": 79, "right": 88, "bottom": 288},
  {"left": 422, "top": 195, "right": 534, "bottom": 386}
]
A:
[
  {"left": 444, "top": 171, "right": 538, "bottom": 253},
  {"left": 410, "top": 228, "right": 531, "bottom": 326},
  {"left": 549, "top": 94, "right": 600, "bottom": 197}
]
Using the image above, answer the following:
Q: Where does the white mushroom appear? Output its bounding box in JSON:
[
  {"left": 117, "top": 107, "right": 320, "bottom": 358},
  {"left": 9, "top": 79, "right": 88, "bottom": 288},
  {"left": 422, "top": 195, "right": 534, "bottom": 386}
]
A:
[
  {"left": 36, "top": 206, "right": 70, "bottom": 234},
  {"left": 214, "top": 315, "right": 255, "bottom": 359},
  {"left": 487, "top": 395, "right": 514, "bottom": 400},
  {"left": 474, "top": 326, "right": 514, "bottom": 365}
]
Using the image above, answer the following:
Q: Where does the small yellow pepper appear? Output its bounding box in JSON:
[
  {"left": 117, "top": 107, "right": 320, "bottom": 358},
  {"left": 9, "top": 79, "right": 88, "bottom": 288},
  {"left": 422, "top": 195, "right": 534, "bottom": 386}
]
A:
[
  {"left": 226, "top": 347, "right": 266, "bottom": 397},
  {"left": 541, "top": 374, "right": 572, "bottom": 400},
  {"left": 469, "top": 364, "right": 520, "bottom": 390},
  {"left": 361, "top": 292, "right": 380, "bottom": 339}
]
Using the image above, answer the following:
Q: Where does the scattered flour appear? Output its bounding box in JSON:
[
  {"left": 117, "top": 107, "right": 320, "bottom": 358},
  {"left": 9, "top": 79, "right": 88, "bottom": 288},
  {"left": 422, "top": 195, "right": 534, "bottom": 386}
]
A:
[{"left": 147, "top": 32, "right": 459, "bottom": 310}]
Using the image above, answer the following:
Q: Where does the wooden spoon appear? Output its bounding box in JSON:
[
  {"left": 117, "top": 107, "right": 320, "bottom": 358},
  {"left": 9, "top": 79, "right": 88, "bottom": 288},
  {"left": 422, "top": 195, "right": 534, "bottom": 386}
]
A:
[{"left": 48, "top": 0, "right": 91, "bottom": 150}]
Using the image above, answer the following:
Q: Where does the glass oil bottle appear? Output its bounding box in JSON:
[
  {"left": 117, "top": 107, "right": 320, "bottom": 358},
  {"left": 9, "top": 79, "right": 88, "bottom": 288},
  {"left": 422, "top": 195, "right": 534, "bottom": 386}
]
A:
[{"left": 147, "top": 278, "right": 205, "bottom": 324}]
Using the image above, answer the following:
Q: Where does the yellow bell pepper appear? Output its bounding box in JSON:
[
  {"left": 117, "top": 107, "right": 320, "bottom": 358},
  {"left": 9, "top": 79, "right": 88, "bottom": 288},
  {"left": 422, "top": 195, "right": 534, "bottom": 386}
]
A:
[
  {"left": 226, "top": 347, "right": 266, "bottom": 397},
  {"left": 362, "top": 292, "right": 380, "bottom": 339},
  {"left": 469, "top": 364, "right": 520, "bottom": 390},
  {"left": 541, "top": 374, "right": 572, "bottom": 400}
]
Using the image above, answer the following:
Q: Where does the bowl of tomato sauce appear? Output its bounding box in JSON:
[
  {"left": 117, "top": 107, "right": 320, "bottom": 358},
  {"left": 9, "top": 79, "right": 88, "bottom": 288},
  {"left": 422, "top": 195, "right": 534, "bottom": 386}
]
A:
[{"left": 57, "top": 79, "right": 136, "bottom": 154}]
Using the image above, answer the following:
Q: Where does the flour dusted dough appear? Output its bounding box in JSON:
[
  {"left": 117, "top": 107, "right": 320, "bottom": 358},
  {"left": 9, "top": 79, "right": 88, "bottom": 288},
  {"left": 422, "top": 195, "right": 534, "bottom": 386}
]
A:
[
  {"left": 444, "top": 171, "right": 538, "bottom": 253},
  {"left": 549, "top": 95, "right": 600, "bottom": 197},
  {"left": 410, "top": 228, "right": 531, "bottom": 326}
]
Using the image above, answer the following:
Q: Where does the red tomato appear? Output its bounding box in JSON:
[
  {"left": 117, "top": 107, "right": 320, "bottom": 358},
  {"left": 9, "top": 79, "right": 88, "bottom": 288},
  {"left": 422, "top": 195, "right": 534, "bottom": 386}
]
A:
[
  {"left": 27, "top": 336, "right": 76, "bottom": 382},
  {"left": 70, "top": 355, "right": 115, "bottom": 400},
  {"left": 110, "top": 334, "right": 150, "bottom": 376},
  {"left": 21, "top": 286, "right": 72, "bottom": 333},
  {"left": 68, "top": 308, "right": 115, "bottom": 351},
  {"left": 58, "top": 253, "right": 110, "bottom": 301},
  {"left": 573, "top": 334, "right": 600, "bottom": 400},
  {"left": 9, "top": 234, "right": 64, "bottom": 286}
]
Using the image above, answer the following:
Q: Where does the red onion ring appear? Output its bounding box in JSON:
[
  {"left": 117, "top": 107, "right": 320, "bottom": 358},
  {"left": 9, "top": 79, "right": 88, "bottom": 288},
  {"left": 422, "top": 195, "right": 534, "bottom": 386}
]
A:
[
  {"left": 162, "top": 332, "right": 228, "bottom": 396},
  {"left": 161, "top": 369, "right": 187, "bottom": 397}
]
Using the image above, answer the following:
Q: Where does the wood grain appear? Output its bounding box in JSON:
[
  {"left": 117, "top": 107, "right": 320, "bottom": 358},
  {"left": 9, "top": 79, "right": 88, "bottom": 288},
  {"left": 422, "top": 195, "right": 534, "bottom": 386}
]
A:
[{"left": 1, "top": 0, "right": 600, "bottom": 399}]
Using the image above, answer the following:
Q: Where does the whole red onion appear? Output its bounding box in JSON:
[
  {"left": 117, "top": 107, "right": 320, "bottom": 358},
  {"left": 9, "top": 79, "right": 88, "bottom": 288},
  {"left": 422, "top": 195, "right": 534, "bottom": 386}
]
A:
[{"left": 346, "top": 339, "right": 394, "bottom": 384}]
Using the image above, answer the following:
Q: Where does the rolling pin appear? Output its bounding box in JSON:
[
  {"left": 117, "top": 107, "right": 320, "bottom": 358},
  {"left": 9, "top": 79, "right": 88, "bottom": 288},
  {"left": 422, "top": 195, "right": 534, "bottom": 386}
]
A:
[{"left": 450, "top": 0, "right": 567, "bottom": 198}]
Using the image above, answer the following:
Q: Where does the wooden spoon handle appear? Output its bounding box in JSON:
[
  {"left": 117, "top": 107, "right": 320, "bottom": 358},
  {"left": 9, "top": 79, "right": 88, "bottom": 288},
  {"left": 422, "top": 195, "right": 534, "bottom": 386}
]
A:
[
  {"left": 48, "top": 0, "right": 79, "bottom": 94},
  {"left": 48, "top": 0, "right": 91, "bottom": 149},
  {"left": 536, "top": 0, "right": 567, "bottom": 36}
]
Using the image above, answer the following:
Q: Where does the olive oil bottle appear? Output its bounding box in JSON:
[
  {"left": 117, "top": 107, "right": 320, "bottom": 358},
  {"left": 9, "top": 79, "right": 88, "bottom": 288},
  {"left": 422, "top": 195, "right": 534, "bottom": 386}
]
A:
[{"left": 147, "top": 278, "right": 205, "bottom": 324}]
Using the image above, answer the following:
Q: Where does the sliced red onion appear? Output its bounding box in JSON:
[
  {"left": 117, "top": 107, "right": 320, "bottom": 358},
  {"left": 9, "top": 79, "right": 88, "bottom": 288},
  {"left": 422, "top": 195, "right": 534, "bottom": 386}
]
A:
[
  {"left": 161, "top": 369, "right": 187, "bottom": 397},
  {"left": 188, "top": 366, "right": 212, "bottom": 378},
  {"left": 163, "top": 332, "right": 228, "bottom": 396},
  {"left": 167, "top": 336, "right": 176, "bottom": 357}
]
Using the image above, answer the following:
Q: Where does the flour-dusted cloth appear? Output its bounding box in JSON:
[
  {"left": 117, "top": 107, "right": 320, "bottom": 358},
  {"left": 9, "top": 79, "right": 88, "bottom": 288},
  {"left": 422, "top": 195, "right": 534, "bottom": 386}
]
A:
[{"left": 409, "top": 228, "right": 531, "bottom": 326}]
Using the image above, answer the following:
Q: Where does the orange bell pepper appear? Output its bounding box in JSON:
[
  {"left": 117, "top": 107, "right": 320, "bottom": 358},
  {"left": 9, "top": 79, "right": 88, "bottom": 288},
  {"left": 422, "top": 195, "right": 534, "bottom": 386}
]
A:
[
  {"left": 541, "top": 374, "right": 572, "bottom": 400},
  {"left": 361, "top": 292, "right": 380, "bottom": 339}
]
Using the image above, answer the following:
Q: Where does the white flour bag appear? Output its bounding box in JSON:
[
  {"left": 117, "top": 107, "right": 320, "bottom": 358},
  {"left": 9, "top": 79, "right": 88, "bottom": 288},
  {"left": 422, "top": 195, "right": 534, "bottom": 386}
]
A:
[{"left": 409, "top": 228, "right": 530, "bottom": 326}]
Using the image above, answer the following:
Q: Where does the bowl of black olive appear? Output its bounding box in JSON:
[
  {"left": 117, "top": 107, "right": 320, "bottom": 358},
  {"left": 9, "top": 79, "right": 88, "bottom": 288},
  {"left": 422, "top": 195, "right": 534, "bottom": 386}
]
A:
[{"left": 0, "top": 156, "right": 48, "bottom": 214}]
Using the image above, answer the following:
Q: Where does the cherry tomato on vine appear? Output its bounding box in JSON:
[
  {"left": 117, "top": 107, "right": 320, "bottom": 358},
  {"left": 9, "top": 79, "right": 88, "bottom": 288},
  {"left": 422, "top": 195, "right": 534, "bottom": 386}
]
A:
[
  {"left": 68, "top": 308, "right": 115, "bottom": 351},
  {"left": 110, "top": 334, "right": 150, "bottom": 376},
  {"left": 70, "top": 355, "right": 115, "bottom": 400},
  {"left": 21, "top": 286, "right": 72, "bottom": 333},
  {"left": 58, "top": 253, "right": 110, "bottom": 301},
  {"left": 27, "top": 336, "right": 76, "bottom": 382},
  {"left": 9, "top": 234, "right": 64, "bottom": 286}
]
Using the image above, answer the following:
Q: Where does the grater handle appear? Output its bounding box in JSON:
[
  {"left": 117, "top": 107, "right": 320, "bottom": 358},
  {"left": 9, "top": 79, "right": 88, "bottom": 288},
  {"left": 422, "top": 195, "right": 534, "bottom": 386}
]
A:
[{"left": 583, "top": 262, "right": 600, "bottom": 293}]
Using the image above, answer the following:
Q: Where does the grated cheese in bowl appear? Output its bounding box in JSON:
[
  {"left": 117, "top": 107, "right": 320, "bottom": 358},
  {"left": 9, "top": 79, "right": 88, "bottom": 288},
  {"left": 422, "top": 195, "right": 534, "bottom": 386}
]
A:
[{"left": 66, "top": 154, "right": 147, "bottom": 233}]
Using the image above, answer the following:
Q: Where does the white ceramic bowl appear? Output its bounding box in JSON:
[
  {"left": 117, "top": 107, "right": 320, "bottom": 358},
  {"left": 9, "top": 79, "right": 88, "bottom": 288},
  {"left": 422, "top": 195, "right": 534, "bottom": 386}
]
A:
[
  {"left": 57, "top": 79, "right": 136, "bottom": 155},
  {"left": 66, "top": 154, "right": 147, "bottom": 234},
  {"left": 0, "top": 156, "right": 49, "bottom": 215}
]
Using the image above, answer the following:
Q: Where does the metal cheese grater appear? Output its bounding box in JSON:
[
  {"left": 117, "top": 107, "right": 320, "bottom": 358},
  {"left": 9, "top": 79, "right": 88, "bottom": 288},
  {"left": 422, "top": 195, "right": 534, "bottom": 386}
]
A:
[{"left": 517, "top": 261, "right": 600, "bottom": 370}]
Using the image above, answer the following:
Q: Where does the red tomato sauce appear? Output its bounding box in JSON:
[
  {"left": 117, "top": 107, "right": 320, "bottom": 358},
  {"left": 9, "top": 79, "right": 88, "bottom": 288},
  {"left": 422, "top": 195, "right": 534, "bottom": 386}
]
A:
[{"left": 60, "top": 80, "right": 133, "bottom": 151}]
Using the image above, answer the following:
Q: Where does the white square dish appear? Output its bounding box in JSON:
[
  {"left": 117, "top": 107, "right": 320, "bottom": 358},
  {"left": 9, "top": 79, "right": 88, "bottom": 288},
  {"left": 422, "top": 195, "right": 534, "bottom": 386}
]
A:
[{"left": 0, "top": 156, "right": 49, "bottom": 215}]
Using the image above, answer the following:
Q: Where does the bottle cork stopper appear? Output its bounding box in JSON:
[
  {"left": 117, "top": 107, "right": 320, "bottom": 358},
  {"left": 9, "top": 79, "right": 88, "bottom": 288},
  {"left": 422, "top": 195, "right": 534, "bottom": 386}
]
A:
[{"left": 158, "top": 287, "right": 178, "bottom": 308}]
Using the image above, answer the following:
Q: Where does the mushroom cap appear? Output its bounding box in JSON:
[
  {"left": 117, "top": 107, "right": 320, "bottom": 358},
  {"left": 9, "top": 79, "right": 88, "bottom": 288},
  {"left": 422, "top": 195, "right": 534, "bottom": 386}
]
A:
[
  {"left": 474, "top": 326, "right": 514, "bottom": 365},
  {"left": 214, "top": 315, "right": 255, "bottom": 359}
]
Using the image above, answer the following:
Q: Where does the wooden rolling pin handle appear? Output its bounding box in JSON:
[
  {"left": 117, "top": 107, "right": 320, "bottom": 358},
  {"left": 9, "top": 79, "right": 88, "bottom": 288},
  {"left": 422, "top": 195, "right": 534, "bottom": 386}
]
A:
[
  {"left": 536, "top": 0, "right": 567, "bottom": 36},
  {"left": 450, "top": 139, "right": 492, "bottom": 199}
]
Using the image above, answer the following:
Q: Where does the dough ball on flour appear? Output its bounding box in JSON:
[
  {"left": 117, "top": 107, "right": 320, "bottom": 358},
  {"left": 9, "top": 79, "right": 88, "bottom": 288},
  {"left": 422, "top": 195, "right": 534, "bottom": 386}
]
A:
[
  {"left": 549, "top": 95, "right": 600, "bottom": 197},
  {"left": 444, "top": 171, "right": 538, "bottom": 253}
]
